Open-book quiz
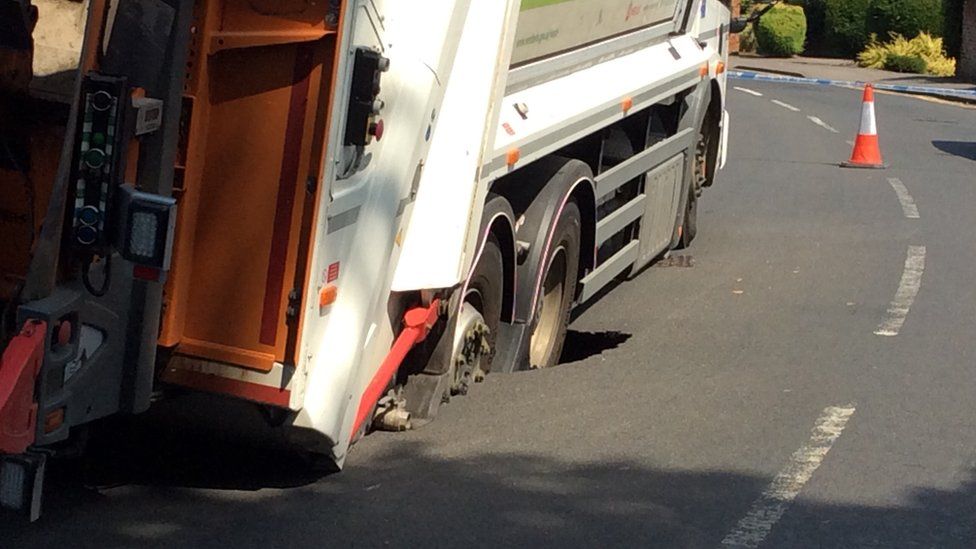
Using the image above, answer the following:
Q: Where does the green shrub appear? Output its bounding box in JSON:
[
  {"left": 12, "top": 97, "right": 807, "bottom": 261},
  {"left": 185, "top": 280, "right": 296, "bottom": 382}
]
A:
[
  {"left": 825, "top": 0, "right": 870, "bottom": 55},
  {"left": 883, "top": 53, "right": 928, "bottom": 73},
  {"left": 858, "top": 32, "right": 956, "bottom": 76},
  {"left": 755, "top": 5, "right": 807, "bottom": 57},
  {"left": 866, "top": 0, "right": 944, "bottom": 40}
]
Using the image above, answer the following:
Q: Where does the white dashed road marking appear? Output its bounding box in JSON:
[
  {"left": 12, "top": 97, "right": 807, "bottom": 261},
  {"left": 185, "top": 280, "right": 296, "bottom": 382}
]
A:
[
  {"left": 771, "top": 99, "right": 801, "bottom": 112},
  {"left": 735, "top": 86, "right": 764, "bottom": 97},
  {"left": 720, "top": 405, "right": 857, "bottom": 549},
  {"left": 875, "top": 245, "right": 926, "bottom": 337},
  {"left": 807, "top": 115, "right": 839, "bottom": 133},
  {"left": 886, "top": 178, "right": 920, "bottom": 219}
]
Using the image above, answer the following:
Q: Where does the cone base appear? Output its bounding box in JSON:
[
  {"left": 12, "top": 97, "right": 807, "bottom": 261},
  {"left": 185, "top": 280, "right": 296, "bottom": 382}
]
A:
[{"left": 840, "top": 161, "right": 887, "bottom": 169}]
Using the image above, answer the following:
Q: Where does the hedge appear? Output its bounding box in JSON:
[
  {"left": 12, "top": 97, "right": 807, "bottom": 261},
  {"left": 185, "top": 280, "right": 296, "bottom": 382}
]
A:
[
  {"left": 755, "top": 5, "right": 807, "bottom": 57},
  {"left": 824, "top": 0, "right": 871, "bottom": 55},
  {"left": 866, "top": 0, "right": 944, "bottom": 41},
  {"left": 802, "top": 0, "right": 829, "bottom": 54},
  {"left": 816, "top": 0, "right": 955, "bottom": 57}
]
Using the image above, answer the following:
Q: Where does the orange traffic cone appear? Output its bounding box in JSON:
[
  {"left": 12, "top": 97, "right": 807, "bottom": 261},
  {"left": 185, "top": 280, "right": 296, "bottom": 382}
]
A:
[{"left": 842, "top": 85, "right": 886, "bottom": 169}]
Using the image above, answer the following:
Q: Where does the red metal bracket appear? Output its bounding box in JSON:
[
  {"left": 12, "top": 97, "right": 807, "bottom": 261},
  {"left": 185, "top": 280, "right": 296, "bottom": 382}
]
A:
[
  {"left": 0, "top": 320, "right": 46, "bottom": 454},
  {"left": 351, "top": 300, "right": 441, "bottom": 439}
]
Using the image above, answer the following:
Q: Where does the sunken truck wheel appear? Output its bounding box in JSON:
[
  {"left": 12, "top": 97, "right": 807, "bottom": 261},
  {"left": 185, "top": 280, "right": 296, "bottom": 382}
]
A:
[
  {"left": 528, "top": 201, "right": 581, "bottom": 369},
  {"left": 456, "top": 233, "right": 504, "bottom": 390}
]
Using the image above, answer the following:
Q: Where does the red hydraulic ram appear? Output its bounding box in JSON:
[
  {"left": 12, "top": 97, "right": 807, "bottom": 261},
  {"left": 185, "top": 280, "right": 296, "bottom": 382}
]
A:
[
  {"left": 0, "top": 320, "right": 45, "bottom": 455},
  {"left": 351, "top": 300, "right": 441, "bottom": 439}
]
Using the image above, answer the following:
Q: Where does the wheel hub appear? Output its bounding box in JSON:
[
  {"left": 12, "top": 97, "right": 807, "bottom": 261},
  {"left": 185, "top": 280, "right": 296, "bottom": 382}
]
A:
[
  {"left": 451, "top": 302, "right": 490, "bottom": 396},
  {"left": 694, "top": 132, "right": 709, "bottom": 196}
]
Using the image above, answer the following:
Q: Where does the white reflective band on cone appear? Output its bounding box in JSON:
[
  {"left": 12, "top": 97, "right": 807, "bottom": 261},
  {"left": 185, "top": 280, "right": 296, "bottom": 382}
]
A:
[{"left": 861, "top": 102, "right": 878, "bottom": 136}]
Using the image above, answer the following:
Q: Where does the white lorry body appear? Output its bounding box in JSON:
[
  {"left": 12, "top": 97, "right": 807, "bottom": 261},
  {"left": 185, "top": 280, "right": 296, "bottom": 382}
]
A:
[
  {"left": 0, "top": 0, "right": 731, "bottom": 519},
  {"left": 282, "top": 0, "right": 731, "bottom": 462}
]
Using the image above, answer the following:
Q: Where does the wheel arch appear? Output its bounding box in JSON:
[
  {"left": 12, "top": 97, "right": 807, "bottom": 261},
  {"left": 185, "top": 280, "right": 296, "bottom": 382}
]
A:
[
  {"left": 568, "top": 176, "right": 597, "bottom": 286},
  {"left": 472, "top": 193, "right": 518, "bottom": 324},
  {"left": 491, "top": 157, "right": 596, "bottom": 324},
  {"left": 703, "top": 78, "right": 724, "bottom": 186}
]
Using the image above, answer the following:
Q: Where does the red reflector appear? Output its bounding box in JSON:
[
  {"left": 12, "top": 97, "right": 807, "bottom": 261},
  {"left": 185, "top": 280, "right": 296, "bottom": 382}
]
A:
[
  {"left": 369, "top": 119, "right": 385, "bottom": 141},
  {"left": 56, "top": 320, "right": 72, "bottom": 346},
  {"left": 133, "top": 265, "right": 161, "bottom": 281}
]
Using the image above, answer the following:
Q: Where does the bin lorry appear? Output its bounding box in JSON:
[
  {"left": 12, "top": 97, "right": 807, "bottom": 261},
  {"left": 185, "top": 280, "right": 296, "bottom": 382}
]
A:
[{"left": 0, "top": 0, "right": 732, "bottom": 519}]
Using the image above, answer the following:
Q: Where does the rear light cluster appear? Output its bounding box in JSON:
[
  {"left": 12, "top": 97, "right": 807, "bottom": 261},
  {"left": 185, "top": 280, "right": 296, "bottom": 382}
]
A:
[
  {"left": 71, "top": 76, "right": 127, "bottom": 252},
  {"left": 69, "top": 72, "right": 176, "bottom": 290},
  {"left": 117, "top": 185, "right": 177, "bottom": 275}
]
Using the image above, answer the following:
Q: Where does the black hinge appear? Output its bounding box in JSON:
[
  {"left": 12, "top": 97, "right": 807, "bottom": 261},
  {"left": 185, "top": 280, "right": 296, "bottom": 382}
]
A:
[{"left": 286, "top": 288, "right": 301, "bottom": 319}]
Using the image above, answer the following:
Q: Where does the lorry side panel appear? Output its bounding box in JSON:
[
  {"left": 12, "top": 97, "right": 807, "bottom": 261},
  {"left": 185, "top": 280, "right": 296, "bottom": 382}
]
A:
[{"left": 512, "top": 0, "right": 683, "bottom": 65}]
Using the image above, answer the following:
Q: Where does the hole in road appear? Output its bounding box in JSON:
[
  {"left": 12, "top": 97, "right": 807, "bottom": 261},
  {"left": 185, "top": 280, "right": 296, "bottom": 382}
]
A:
[{"left": 559, "top": 330, "right": 632, "bottom": 365}]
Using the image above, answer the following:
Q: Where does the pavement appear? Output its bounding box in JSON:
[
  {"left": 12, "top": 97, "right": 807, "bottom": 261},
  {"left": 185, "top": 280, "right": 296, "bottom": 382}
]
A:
[
  {"left": 730, "top": 54, "right": 976, "bottom": 101},
  {"left": 4, "top": 81, "right": 976, "bottom": 547}
]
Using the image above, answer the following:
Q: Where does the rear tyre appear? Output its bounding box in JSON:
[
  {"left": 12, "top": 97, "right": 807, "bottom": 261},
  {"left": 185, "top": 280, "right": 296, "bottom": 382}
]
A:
[{"left": 528, "top": 201, "right": 581, "bottom": 369}]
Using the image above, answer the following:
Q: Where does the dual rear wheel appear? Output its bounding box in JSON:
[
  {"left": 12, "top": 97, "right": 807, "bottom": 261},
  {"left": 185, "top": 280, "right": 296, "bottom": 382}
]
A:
[
  {"left": 463, "top": 200, "right": 582, "bottom": 377},
  {"left": 528, "top": 202, "right": 581, "bottom": 370}
]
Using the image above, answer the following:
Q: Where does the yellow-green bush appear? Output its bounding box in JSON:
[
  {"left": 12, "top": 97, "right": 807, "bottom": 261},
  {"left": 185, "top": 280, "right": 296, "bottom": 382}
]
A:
[{"left": 857, "top": 32, "right": 956, "bottom": 76}]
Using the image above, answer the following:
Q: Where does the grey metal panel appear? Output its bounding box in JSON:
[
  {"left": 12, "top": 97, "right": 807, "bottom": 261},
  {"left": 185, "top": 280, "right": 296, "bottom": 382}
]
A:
[
  {"left": 698, "top": 28, "right": 721, "bottom": 41},
  {"left": 507, "top": 23, "right": 675, "bottom": 94},
  {"left": 596, "top": 128, "right": 693, "bottom": 199},
  {"left": 635, "top": 153, "right": 684, "bottom": 271},
  {"left": 578, "top": 240, "right": 639, "bottom": 303},
  {"left": 328, "top": 206, "right": 362, "bottom": 233},
  {"left": 486, "top": 70, "right": 700, "bottom": 177},
  {"left": 596, "top": 193, "right": 646, "bottom": 245}
]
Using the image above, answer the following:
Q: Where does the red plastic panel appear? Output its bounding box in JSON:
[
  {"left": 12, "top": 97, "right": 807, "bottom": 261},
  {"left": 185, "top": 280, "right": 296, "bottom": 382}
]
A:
[{"left": 0, "top": 320, "right": 45, "bottom": 454}]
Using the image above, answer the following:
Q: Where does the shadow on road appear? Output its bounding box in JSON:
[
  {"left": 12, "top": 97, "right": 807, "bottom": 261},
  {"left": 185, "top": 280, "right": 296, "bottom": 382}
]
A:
[
  {"left": 3, "top": 427, "right": 976, "bottom": 547},
  {"left": 933, "top": 140, "right": 976, "bottom": 162}
]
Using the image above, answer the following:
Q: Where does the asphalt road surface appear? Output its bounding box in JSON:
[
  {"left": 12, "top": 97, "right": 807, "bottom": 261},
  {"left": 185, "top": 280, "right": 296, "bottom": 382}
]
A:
[{"left": 5, "top": 80, "right": 976, "bottom": 548}]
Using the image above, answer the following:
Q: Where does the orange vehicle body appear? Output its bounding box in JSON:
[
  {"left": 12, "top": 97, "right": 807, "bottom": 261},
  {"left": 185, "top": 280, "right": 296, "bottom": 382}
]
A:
[{"left": 2, "top": 0, "right": 343, "bottom": 382}]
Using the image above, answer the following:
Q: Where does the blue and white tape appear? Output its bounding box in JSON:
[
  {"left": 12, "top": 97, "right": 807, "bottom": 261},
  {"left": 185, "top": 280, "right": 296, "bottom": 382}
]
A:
[{"left": 729, "top": 70, "right": 976, "bottom": 100}]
